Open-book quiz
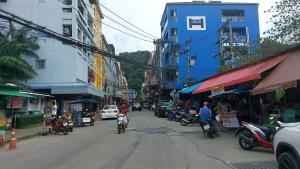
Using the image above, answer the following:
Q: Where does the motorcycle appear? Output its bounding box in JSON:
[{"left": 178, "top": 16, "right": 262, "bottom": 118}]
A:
[
  {"left": 66, "top": 116, "right": 74, "bottom": 132},
  {"left": 235, "top": 115, "right": 279, "bottom": 150},
  {"left": 175, "top": 107, "right": 189, "bottom": 122},
  {"left": 201, "top": 120, "right": 218, "bottom": 138},
  {"left": 166, "top": 109, "right": 177, "bottom": 121},
  {"left": 180, "top": 110, "right": 199, "bottom": 126},
  {"left": 117, "top": 114, "right": 126, "bottom": 134},
  {"left": 49, "top": 116, "right": 69, "bottom": 135},
  {"left": 81, "top": 111, "right": 95, "bottom": 126}
]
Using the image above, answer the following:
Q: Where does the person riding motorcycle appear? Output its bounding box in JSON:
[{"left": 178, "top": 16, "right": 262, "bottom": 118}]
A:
[
  {"left": 118, "top": 103, "right": 129, "bottom": 128},
  {"left": 199, "top": 102, "right": 214, "bottom": 133}
]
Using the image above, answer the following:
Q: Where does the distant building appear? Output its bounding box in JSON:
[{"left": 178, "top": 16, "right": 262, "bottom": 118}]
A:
[{"left": 160, "top": 1, "right": 260, "bottom": 91}]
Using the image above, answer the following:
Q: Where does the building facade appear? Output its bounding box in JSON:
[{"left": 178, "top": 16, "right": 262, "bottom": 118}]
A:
[
  {"left": 92, "top": 1, "right": 105, "bottom": 90},
  {"left": 160, "top": 1, "right": 260, "bottom": 90},
  {"left": 0, "top": 0, "right": 107, "bottom": 113}
]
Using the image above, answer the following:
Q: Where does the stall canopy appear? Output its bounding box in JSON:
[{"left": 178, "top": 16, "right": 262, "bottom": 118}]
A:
[
  {"left": 252, "top": 50, "right": 300, "bottom": 95},
  {"left": 209, "top": 88, "right": 249, "bottom": 98},
  {"left": 68, "top": 99, "right": 98, "bottom": 104},
  {"left": 193, "top": 53, "right": 288, "bottom": 94},
  {"left": 179, "top": 82, "right": 203, "bottom": 94},
  {"left": 0, "top": 88, "right": 33, "bottom": 97}
]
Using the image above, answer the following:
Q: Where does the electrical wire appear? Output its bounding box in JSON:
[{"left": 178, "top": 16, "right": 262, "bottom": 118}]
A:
[
  {"left": 94, "top": 1, "right": 158, "bottom": 39},
  {"left": 0, "top": 9, "right": 173, "bottom": 71},
  {"left": 57, "top": 0, "right": 153, "bottom": 43}
]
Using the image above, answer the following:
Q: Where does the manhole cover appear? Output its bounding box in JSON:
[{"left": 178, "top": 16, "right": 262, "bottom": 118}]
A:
[
  {"left": 232, "top": 161, "right": 277, "bottom": 169},
  {"left": 137, "top": 127, "right": 174, "bottom": 134}
]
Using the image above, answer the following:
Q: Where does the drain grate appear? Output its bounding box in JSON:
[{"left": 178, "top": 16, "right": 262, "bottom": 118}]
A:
[{"left": 231, "top": 161, "right": 277, "bottom": 169}]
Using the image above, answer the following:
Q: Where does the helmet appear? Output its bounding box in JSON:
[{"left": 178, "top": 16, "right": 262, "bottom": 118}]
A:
[{"left": 203, "top": 102, "right": 208, "bottom": 106}]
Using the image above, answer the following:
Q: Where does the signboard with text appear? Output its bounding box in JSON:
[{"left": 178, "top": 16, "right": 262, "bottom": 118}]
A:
[{"left": 187, "top": 16, "right": 206, "bottom": 30}]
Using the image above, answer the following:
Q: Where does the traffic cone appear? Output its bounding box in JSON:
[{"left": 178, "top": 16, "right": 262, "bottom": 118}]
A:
[
  {"left": 0, "top": 134, "right": 4, "bottom": 149},
  {"left": 9, "top": 129, "right": 16, "bottom": 150}
]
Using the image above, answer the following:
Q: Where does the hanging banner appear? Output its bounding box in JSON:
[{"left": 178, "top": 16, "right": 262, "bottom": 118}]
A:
[{"left": 211, "top": 86, "right": 225, "bottom": 95}]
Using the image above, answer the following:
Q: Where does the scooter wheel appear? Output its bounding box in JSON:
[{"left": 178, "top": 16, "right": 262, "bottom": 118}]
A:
[
  {"left": 49, "top": 128, "right": 57, "bottom": 134},
  {"left": 90, "top": 120, "right": 95, "bottom": 126},
  {"left": 62, "top": 127, "right": 68, "bottom": 135},
  {"left": 117, "top": 124, "right": 121, "bottom": 134},
  {"left": 180, "top": 120, "right": 188, "bottom": 126},
  {"left": 239, "top": 131, "right": 254, "bottom": 150}
]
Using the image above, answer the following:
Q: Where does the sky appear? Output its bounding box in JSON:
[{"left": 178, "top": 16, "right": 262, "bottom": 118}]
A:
[{"left": 100, "top": 0, "right": 275, "bottom": 54}]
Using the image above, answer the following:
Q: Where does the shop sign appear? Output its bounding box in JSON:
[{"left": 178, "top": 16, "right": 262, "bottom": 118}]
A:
[
  {"left": 211, "top": 86, "right": 225, "bottom": 95},
  {"left": 11, "top": 97, "right": 23, "bottom": 109},
  {"left": 222, "top": 111, "right": 240, "bottom": 128},
  {"left": 187, "top": 16, "right": 206, "bottom": 30}
]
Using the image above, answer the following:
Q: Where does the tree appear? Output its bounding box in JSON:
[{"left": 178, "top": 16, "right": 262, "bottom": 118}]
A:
[
  {"left": 265, "top": 0, "right": 300, "bottom": 44},
  {"left": 118, "top": 51, "right": 150, "bottom": 91},
  {"left": 219, "top": 38, "right": 289, "bottom": 72},
  {"left": 0, "top": 25, "right": 39, "bottom": 82}
]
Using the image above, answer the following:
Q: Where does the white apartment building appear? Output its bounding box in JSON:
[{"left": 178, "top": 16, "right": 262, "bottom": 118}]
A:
[{"left": 0, "top": 0, "right": 106, "bottom": 99}]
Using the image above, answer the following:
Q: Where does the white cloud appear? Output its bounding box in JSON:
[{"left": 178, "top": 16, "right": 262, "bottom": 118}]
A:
[{"left": 100, "top": 0, "right": 275, "bottom": 53}]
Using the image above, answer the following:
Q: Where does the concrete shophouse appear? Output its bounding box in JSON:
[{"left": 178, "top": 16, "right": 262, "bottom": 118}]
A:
[{"left": 0, "top": 0, "right": 108, "bottom": 114}]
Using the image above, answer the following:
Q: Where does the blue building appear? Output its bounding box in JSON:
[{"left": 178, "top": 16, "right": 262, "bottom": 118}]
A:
[{"left": 160, "top": 1, "right": 260, "bottom": 92}]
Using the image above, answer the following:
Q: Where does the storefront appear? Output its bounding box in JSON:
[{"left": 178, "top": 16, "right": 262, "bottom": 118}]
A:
[{"left": 252, "top": 49, "right": 300, "bottom": 123}]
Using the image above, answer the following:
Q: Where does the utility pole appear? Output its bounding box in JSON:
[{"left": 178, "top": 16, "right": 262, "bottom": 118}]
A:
[
  {"left": 228, "top": 19, "right": 235, "bottom": 62},
  {"left": 186, "top": 38, "right": 192, "bottom": 86},
  {"left": 219, "top": 28, "right": 224, "bottom": 64}
]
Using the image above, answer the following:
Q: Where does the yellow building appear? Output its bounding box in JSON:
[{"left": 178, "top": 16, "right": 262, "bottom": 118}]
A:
[{"left": 93, "top": 2, "right": 104, "bottom": 89}]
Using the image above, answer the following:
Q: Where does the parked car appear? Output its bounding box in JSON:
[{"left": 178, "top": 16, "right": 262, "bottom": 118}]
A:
[
  {"left": 101, "top": 105, "right": 119, "bottom": 119},
  {"left": 132, "top": 102, "right": 142, "bottom": 111},
  {"left": 274, "top": 122, "right": 300, "bottom": 169},
  {"left": 155, "top": 100, "right": 169, "bottom": 117}
]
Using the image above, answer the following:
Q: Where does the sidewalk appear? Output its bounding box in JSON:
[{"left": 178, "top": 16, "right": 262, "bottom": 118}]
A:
[{"left": 3, "top": 126, "right": 41, "bottom": 141}]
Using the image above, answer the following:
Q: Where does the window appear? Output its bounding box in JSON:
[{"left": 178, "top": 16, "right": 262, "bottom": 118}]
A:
[
  {"left": 222, "top": 10, "right": 244, "bottom": 22},
  {"left": 170, "top": 9, "right": 177, "bottom": 22},
  {"left": 171, "top": 28, "right": 178, "bottom": 42},
  {"left": 0, "top": 0, "right": 7, "bottom": 3},
  {"left": 63, "top": 0, "right": 72, "bottom": 5},
  {"left": 36, "top": 59, "right": 45, "bottom": 69},
  {"left": 38, "top": 0, "right": 46, "bottom": 3},
  {"left": 62, "top": 8, "right": 72, "bottom": 13},
  {"left": 63, "top": 24, "right": 72, "bottom": 37}
]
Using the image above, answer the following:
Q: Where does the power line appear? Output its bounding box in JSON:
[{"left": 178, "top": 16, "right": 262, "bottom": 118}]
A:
[
  {"left": 57, "top": 0, "right": 153, "bottom": 43},
  {"left": 0, "top": 9, "right": 170, "bottom": 71},
  {"left": 102, "top": 22, "right": 152, "bottom": 43},
  {"left": 95, "top": 1, "right": 158, "bottom": 39},
  {"left": 102, "top": 14, "right": 153, "bottom": 40}
]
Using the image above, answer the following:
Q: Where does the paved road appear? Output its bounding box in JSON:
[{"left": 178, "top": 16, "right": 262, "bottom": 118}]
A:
[{"left": 0, "top": 110, "right": 276, "bottom": 169}]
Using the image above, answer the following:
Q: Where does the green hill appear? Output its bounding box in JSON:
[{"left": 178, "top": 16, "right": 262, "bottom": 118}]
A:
[{"left": 118, "top": 51, "right": 150, "bottom": 91}]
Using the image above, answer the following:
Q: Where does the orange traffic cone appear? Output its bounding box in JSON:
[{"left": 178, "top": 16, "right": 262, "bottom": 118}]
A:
[
  {"left": 0, "top": 134, "right": 4, "bottom": 149},
  {"left": 9, "top": 129, "right": 16, "bottom": 150}
]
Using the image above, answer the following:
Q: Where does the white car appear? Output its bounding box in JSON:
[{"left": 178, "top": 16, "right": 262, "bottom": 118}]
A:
[
  {"left": 101, "top": 105, "right": 119, "bottom": 119},
  {"left": 274, "top": 122, "right": 300, "bottom": 169}
]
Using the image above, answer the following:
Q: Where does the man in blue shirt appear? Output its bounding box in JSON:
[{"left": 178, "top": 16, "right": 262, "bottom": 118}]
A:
[{"left": 199, "top": 102, "right": 215, "bottom": 133}]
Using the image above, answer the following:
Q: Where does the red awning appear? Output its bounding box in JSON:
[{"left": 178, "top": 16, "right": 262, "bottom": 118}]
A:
[{"left": 193, "top": 53, "right": 289, "bottom": 94}]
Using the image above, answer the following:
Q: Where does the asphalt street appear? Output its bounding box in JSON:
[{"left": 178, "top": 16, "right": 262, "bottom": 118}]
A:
[{"left": 0, "top": 110, "right": 276, "bottom": 169}]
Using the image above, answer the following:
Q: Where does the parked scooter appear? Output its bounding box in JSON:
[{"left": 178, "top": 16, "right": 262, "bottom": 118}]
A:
[
  {"left": 49, "top": 116, "right": 68, "bottom": 135},
  {"left": 235, "top": 115, "right": 279, "bottom": 150},
  {"left": 117, "top": 114, "right": 126, "bottom": 134},
  {"left": 175, "top": 107, "right": 189, "bottom": 122},
  {"left": 180, "top": 110, "right": 199, "bottom": 126},
  {"left": 166, "top": 109, "right": 177, "bottom": 121},
  {"left": 66, "top": 116, "right": 74, "bottom": 132}
]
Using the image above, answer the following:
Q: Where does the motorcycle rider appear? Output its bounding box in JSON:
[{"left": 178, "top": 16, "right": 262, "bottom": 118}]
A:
[
  {"left": 118, "top": 103, "right": 129, "bottom": 128},
  {"left": 199, "top": 102, "right": 215, "bottom": 133}
]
